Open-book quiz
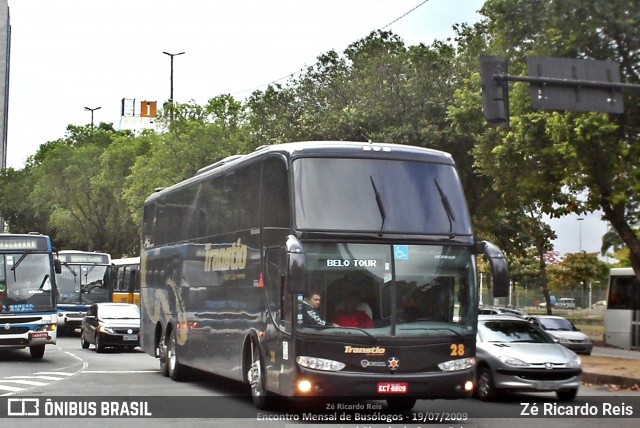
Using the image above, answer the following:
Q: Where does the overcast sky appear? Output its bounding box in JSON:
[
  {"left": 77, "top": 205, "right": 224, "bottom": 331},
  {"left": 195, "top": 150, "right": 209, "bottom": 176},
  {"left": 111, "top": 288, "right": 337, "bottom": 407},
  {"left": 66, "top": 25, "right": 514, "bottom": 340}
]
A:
[{"left": 5, "top": 0, "right": 608, "bottom": 256}]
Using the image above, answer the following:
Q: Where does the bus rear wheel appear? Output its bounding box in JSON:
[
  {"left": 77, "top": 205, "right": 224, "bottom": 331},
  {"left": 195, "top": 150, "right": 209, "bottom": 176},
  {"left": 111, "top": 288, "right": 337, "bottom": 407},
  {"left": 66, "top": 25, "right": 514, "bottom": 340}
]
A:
[
  {"left": 247, "top": 337, "right": 272, "bottom": 410},
  {"left": 167, "top": 329, "right": 188, "bottom": 381},
  {"left": 30, "top": 345, "right": 45, "bottom": 359}
]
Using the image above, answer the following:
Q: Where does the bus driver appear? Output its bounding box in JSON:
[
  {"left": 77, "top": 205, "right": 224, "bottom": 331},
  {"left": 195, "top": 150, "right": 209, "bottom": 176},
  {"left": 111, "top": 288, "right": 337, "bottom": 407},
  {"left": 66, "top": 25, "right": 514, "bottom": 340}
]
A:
[{"left": 302, "top": 291, "right": 337, "bottom": 327}]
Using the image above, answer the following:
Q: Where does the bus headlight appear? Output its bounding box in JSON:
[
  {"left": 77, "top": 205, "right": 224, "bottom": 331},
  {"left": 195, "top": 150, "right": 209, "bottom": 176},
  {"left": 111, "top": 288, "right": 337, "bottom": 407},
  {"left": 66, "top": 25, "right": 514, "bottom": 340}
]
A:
[
  {"left": 438, "top": 357, "right": 476, "bottom": 371},
  {"left": 297, "top": 356, "right": 345, "bottom": 371}
]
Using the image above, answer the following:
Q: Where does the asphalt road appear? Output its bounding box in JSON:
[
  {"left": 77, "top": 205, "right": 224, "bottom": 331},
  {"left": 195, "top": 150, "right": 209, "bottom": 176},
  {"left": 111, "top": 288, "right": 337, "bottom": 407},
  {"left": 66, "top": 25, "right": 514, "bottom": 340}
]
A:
[{"left": 0, "top": 336, "right": 639, "bottom": 428}]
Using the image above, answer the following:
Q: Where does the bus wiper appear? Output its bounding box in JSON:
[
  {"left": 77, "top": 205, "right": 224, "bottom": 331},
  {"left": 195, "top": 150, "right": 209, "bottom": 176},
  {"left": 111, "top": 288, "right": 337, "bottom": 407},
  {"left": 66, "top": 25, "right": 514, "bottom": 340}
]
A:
[
  {"left": 338, "top": 326, "right": 377, "bottom": 341},
  {"left": 10, "top": 250, "right": 32, "bottom": 281},
  {"left": 398, "top": 326, "right": 465, "bottom": 340},
  {"left": 433, "top": 179, "right": 456, "bottom": 239},
  {"left": 63, "top": 263, "right": 79, "bottom": 282},
  {"left": 370, "top": 176, "right": 386, "bottom": 233}
]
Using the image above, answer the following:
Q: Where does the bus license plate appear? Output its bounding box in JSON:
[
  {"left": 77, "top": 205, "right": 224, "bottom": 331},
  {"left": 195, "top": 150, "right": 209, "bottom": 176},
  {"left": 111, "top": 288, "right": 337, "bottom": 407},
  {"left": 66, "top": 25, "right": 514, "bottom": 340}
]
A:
[
  {"left": 377, "top": 382, "right": 408, "bottom": 394},
  {"left": 123, "top": 335, "right": 138, "bottom": 341},
  {"left": 30, "top": 332, "right": 48, "bottom": 339}
]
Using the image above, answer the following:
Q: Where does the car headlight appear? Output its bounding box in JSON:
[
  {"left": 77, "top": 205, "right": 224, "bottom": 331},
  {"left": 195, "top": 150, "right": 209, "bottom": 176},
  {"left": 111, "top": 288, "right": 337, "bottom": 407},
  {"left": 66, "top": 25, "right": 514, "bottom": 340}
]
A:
[
  {"left": 438, "top": 357, "right": 476, "bottom": 371},
  {"left": 567, "top": 355, "right": 581, "bottom": 368},
  {"left": 555, "top": 336, "right": 571, "bottom": 343},
  {"left": 99, "top": 325, "right": 115, "bottom": 334},
  {"left": 498, "top": 355, "right": 530, "bottom": 367},
  {"left": 297, "top": 356, "right": 345, "bottom": 371}
]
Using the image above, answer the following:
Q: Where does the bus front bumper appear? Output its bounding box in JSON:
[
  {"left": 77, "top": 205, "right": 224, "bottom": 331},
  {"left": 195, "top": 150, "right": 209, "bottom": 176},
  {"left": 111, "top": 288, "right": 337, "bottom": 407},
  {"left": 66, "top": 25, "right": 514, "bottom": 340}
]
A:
[{"left": 290, "top": 367, "right": 475, "bottom": 398}]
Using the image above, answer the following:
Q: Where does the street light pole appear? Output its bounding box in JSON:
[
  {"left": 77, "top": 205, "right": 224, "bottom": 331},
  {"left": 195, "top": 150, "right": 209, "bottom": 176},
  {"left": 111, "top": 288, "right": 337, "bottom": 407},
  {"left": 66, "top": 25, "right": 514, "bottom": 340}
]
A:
[
  {"left": 162, "top": 51, "right": 185, "bottom": 121},
  {"left": 577, "top": 217, "right": 585, "bottom": 252},
  {"left": 84, "top": 106, "right": 101, "bottom": 129}
]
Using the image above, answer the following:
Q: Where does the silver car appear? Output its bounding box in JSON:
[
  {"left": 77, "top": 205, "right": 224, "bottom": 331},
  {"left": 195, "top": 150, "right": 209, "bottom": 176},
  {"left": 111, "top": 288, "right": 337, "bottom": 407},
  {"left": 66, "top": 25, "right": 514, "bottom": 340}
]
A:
[
  {"left": 527, "top": 315, "right": 593, "bottom": 355},
  {"left": 476, "top": 315, "right": 582, "bottom": 401}
]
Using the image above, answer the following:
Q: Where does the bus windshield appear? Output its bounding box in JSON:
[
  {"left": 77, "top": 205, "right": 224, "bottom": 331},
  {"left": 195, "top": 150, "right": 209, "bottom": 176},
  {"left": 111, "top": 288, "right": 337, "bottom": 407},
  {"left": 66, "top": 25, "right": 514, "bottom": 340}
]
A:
[
  {"left": 294, "top": 158, "right": 472, "bottom": 235},
  {"left": 296, "top": 243, "right": 477, "bottom": 338},
  {"left": 0, "top": 253, "right": 55, "bottom": 313},
  {"left": 57, "top": 263, "right": 109, "bottom": 305}
]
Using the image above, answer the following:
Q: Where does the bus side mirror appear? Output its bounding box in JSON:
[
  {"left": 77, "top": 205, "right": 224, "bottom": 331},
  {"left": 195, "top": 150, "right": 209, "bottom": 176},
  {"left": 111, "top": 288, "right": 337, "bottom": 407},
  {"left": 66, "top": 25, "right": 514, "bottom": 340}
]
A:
[
  {"left": 286, "top": 235, "right": 306, "bottom": 294},
  {"left": 54, "top": 259, "right": 62, "bottom": 274},
  {"left": 476, "top": 241, "right": 510, "bottom": 298}
]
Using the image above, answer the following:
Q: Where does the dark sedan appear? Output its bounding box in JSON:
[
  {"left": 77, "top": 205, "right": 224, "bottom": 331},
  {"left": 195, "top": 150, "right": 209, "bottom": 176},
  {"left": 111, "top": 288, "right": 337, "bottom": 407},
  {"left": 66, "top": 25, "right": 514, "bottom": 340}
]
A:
[{"left": 80, "top": 303, "right": 140, "bottom": 352}]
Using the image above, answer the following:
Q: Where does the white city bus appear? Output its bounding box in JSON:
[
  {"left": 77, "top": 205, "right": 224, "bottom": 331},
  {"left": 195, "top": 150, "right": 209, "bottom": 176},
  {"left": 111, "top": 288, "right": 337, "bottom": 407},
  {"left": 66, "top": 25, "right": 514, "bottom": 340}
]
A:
[{"left": 604, "top": 267, "right": 640, "bottom": 350}]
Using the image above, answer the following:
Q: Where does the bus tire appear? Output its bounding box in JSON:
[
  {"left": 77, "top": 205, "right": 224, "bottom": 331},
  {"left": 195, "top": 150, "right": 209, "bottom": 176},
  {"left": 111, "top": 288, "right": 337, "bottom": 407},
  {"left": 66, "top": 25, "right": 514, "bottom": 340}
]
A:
[
  {"left": 247, "top": 337, "right": 273, "bottom": 410},
  {"left": 30, "top": 345, "right": 45, "bottom": 359},
  {"left": 386, "top": 397, "right": 416, "bottom": 412},
  {"left": 167, "top": 328, "right": 188, "bottom": 381}
]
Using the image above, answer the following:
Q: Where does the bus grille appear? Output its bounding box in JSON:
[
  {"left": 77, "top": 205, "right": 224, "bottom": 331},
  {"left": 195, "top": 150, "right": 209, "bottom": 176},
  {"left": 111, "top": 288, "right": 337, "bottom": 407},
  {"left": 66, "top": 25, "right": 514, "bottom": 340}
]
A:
[
  {"left": 0, "top": 317, "right": 42, "bottom": 324},
  {"left": 0, "top": 327, "right": 31, "bottom": 335}
]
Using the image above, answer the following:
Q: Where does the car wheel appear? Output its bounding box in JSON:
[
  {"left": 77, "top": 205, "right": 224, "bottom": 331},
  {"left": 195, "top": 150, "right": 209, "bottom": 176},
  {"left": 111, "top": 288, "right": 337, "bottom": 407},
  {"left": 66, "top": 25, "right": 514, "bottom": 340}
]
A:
[
  {"left": 29, "top": 345, "right": 45, "bottom": 359},
  {"left": 476, "top": 366, "right": 497, "bottom": 401},
  {"left": 80, "top": 334, "right": 90, "bottom": 349},
  {"left": 95, "top": 334, "right": 105, "bottom": 353},
  {"left": 557, "top": 388, "right": 578, "bottom": 401},
  {"left": 386, "top": 397, "right": 417, "bottom": 412},
  {"left": 167, "top": 329, "right": 188, "bottom": 381},
  {"left": 247, "top": 337, "right": 273, "bottom": 410}
]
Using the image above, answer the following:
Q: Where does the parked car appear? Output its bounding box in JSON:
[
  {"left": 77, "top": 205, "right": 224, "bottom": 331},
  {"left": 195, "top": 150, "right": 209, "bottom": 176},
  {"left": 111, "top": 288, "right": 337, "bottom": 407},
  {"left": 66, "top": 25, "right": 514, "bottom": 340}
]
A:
[
  {"left": 475, "top": 315, "right": 582, "bottom": 401},
  {"left": 80, "top": 303, "right": 140, "bottom": 353},
  {"left": 478, "top": 306, "right": 527, "bottom": 318},
  {"left": 556, "top": 298, "right": 577, "bottom": 310},
  {"left": 526, "top": 315, "right": 593, "bottom": 355}
]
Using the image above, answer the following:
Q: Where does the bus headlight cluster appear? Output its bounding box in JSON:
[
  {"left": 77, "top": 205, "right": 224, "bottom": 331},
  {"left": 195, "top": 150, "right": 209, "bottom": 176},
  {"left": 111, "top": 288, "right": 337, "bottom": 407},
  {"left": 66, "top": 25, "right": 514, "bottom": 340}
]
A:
[
  {"left": 438, "top": 357, "right": 476, "bottom": 372},
  {"left": 297, "top": 356, "right": 345, "bottom": 371}
]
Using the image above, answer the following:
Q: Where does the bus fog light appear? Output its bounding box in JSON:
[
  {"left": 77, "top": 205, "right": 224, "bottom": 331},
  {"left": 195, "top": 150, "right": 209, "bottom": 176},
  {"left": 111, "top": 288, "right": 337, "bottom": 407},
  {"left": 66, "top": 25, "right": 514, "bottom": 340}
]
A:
[
  {"left": 438, "top": 357, "right": 476, "bottom": 372},
  {"left": 297, "top": 379, "right": 312, "bottom": 393}
]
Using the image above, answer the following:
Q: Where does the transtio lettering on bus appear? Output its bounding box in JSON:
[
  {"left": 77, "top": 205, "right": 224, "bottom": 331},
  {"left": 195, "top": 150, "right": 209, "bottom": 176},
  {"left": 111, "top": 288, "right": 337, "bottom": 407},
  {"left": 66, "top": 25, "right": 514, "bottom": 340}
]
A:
[{"left": 204, "top": 239, "right": 248, "bottom": 272}]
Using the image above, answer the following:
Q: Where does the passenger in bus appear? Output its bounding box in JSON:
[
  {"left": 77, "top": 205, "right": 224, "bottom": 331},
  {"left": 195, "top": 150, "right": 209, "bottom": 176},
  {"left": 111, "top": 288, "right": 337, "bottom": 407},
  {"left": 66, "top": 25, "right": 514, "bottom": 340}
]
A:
[
  {"left": 332, "top": 293, "right": 374, "bottom": 329},
  {"left": 302, "top": 291, "right": 337, "bottom": 327}
]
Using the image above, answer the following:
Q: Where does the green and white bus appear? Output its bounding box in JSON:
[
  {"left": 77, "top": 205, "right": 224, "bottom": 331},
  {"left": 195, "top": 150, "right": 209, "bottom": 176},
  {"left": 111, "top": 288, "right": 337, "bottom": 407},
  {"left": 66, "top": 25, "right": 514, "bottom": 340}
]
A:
[
  {"left": 0, "top": 233, "right": 61, "bottom": 359},
  {"left": 140, "top": 141, "right": 509, "bottom": 410}
]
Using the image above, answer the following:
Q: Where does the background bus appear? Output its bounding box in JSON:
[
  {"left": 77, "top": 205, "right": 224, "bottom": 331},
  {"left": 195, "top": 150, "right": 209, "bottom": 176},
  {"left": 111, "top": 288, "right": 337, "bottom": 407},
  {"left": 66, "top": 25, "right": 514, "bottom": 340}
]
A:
[
  {"left": 0, "top": 233, "right": 61, "bottom": 359},
  {"left": 140, "top": 142, "right": 509, "bottom": 411},
  {"left": 604, "top": 267, "right": 640, "bottom": 350},
  {"left": 107, "top": 257, "right": 140, "bottom": 305},
  {"left": 55, "top": 250, "right": 111, "bottom": 335}
]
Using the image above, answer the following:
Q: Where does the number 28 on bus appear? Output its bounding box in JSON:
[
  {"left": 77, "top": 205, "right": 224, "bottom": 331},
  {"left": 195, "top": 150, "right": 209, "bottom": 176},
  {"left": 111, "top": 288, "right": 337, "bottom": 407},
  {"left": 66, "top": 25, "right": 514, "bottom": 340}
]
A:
[{"left": 139, "top": 141, "right": 509, "bottom": 411}]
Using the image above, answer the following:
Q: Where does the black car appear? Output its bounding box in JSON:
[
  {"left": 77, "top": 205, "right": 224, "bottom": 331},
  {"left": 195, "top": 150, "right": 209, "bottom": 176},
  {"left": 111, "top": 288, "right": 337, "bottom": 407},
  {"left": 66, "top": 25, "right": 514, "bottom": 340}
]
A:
[{"left": 80, "top": 303, "right": 140, "bottom": 352}]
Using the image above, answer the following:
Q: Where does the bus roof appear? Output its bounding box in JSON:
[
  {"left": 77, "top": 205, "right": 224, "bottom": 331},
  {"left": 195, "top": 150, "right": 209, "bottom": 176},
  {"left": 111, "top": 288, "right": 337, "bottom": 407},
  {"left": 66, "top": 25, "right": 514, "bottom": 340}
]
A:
[
  {"left": 146, "top": 141, "right": 455, "bottom": 203},
  {"left": 609, "top": 267, "right": 636, "bottom": 276},
  {"left": 112, "top": 256, "right": 140, "bottom": 266}
]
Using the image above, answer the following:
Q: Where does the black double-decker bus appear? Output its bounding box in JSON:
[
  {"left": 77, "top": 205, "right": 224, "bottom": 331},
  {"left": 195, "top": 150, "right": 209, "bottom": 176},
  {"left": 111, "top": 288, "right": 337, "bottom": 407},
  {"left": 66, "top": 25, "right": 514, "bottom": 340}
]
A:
[{"left": 140, "top": 141, "right": 509, "bottom": 410}]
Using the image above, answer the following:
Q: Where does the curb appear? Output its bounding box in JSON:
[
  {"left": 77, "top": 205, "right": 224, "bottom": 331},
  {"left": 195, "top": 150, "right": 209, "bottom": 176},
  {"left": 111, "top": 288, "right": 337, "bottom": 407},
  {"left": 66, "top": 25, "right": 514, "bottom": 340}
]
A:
[{"left": 581, "top": 371, "right": 640, "bottom": 388}]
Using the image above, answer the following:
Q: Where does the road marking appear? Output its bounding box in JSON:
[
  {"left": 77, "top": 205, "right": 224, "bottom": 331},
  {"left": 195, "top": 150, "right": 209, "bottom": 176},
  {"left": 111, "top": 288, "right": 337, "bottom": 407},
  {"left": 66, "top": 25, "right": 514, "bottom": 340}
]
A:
[
  {"left": 82, "top": 370, "right": 159, "bottom": 374},
  {"left": 0, "top": 379, "right": 48, "bottom": 386},
  {"left": 5, "top": 375, "right": 66, "bottom": 381},
  {"left": 0, "top": 384, "right": 25, "bottom": 393},
  {"left": 34, "top": 371, "right": 76, "bottom": 377}
]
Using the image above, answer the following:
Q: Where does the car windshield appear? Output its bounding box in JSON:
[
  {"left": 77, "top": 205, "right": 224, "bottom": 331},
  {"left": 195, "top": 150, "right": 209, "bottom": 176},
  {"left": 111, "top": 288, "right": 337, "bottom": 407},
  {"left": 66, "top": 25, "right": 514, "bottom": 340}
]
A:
[
  {"left": 539, "top": 317, "right": 574, "bottom": 331},
  {"left": 100, "top": 305, "right": 140, "bottom": 319},
  {"left": 479, "top": 320, "right": 554, "bottom": 343}
]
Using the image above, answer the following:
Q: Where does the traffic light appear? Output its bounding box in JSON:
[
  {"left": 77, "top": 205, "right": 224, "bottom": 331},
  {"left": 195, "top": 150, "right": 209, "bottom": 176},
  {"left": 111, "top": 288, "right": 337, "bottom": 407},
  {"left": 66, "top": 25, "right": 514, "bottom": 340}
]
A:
[{"left": 480, "top": 56, "right": 510, "bottom": 128}]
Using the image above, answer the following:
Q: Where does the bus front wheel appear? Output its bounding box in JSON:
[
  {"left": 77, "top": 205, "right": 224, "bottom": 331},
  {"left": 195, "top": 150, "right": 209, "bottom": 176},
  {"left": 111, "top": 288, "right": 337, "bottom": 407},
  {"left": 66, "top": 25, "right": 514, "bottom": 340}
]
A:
[
  {"left": 247, "top": 337, "right": 272, "bottom": 410},
  {"left": 30, "top": 345, "right": 45, "bottom": 359},
  {"left": 386, "top": 397, "right": 416, "bottom": 412}
]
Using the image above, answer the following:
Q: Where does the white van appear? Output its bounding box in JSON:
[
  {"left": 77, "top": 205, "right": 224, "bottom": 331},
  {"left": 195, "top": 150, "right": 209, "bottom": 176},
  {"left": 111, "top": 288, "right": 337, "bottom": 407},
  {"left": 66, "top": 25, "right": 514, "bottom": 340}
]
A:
[{"left": 556, "top": 298, "right": 576, "bottom": 309}]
